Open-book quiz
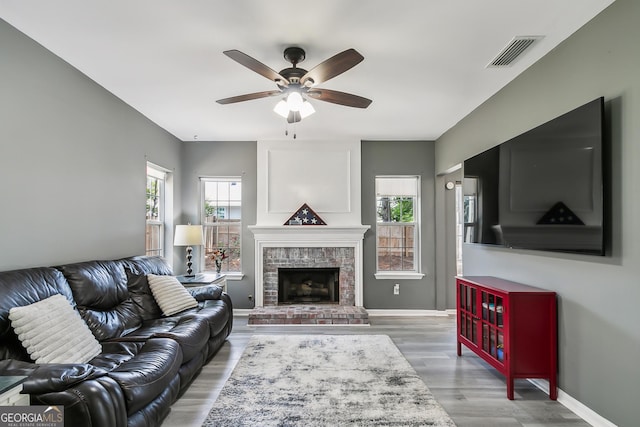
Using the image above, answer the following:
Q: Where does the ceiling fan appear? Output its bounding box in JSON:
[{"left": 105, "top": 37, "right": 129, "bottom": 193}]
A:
[{"left": 216, "top": 47, "right": 372, "bottom": 123}]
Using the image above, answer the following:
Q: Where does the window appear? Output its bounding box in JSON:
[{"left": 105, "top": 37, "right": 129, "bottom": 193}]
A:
[
  {"left": 201, "top": 178, "right": 242, "bottom": 273},
  {"left": 375, "top": 176, "right": 423, "bottom": 279},
  {"left": 462, "top": 177, "right": 478, "bottom": 243},
  {"left": 146, "top": 164, "right": 166, "bottom": 256}
]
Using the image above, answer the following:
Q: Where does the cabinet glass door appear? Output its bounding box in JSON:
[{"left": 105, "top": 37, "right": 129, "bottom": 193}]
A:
[
  {"left": 481, "top": 291, "right": 504, "bottom": 363},
  {"left": 459, "top": 283, "right": 478, "bottom": 344}
]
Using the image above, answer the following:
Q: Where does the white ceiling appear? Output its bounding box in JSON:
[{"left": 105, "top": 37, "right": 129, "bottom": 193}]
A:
[{"left": 0, "top": 0, "right": 615, "bottom": 142}]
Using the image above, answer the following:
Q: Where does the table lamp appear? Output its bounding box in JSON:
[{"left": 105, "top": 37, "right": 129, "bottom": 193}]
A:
[{"left": 174, "top": 224, "right": 204, "bottom": 277}]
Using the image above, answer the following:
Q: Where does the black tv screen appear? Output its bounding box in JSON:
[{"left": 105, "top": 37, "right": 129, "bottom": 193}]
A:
[{"left": 463, "top": 97, "right": 605, "bottom": 255}]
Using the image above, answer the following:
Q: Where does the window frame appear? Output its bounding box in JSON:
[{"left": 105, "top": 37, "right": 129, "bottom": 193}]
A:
[
  {"left": 146, "top": 164, "right": 166, "bottom": 257},
  {"left": 374, "top": 175, "right": 425, "bottom": 280},
  {"left": 200, "top": 177, "right": 243, "bottom": 277}
]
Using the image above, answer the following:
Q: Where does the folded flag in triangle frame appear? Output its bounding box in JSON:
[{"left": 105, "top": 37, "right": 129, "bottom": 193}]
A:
[
  {"left": 537, "top": 201, "right": 584, "bottom": 225},
  {"left": 284, "top": 203, "right": 326, "bottom": 225}
]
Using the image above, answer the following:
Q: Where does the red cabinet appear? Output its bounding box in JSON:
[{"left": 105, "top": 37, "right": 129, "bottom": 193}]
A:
[{"left": 456, "top": 276, "right": 557, "bottom": 400}]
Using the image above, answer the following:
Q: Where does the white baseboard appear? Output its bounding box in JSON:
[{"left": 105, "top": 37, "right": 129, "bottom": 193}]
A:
[
  {"left": 366, "top": 309, "right": 454, "bottom": 317},
  {"left": 234, "top": 308, "right": 455, "bottom": 317},
  {"left": 528, "top": 379, "right": 617, "bottom": 427}
]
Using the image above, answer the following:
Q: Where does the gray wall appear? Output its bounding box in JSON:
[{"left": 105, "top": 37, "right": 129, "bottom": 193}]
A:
[
  {"left": 435, "top": 0, "right": 638, "bottom": 425},
  {"left": 180, "top": 141, "right": 257, "bottom": 309},
  {"left": 361, "top": 140, "right": 437, "bottom": 309},
  {"left": 0, "top": 19, "right": 182, "bottom": 271}
]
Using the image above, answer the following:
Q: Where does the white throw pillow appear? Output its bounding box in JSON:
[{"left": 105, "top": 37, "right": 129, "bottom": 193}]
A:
[
  {"left": 9, "top": 294, "right": 102, "bottom": 364},
  {"left": 147, "top": 274, "right": 198, "bottom": 316}
]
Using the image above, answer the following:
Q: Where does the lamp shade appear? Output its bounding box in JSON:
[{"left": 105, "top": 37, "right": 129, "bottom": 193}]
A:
[
  {"left": 300, "top": 100, "right": 315, "bottom": 118},
  {"left": 174, "top": 224, "right": 204, "bottom": 246},
  {"left": 286, "top": 91, "right": 303, "bottom": 111},
  {"left": 274, "top": 98, "right": 316, "bottom": 121},
  {"left": 273, "top": 99, "right": 289, "bottom": 118}
]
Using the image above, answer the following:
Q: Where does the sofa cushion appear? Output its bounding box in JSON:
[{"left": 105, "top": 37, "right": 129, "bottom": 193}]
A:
[
  {"left": 124, "top": 269, "right": 163, "bottom": 321},
  {"left": 57, "top": 260, "right": 142, "bottom": 341},
  {"left": 78, "top": 301, "right": 143, "bottom": 342},
  {"left": 103, "top": 338, "right": 182, "bottom": 416},
  {"left": 9, "top": 294, "right": 102, "bottom": 364},
  {"left": 184, "top": 299, "right": 232, "bottom": 337},
  {"left": 0, "top": 267, "right": 76, "bottom": 362},
  {"left": 188, "top": 284, "right": 223, "bottom": 301},
  {"left": 119, "top": 316, "right": 210, "bottom": 363},
  {"left": 120, "top": 256, "right": 174, "bottom": 321},
  {"left": 57, "top": 260, "right": 129, "bottom": 308},
  {"left": 119, "top": 256, "right": 173, "bottom": 277},
  {"left": 147, "top": 274, "right": 198, "bottom": 316}
]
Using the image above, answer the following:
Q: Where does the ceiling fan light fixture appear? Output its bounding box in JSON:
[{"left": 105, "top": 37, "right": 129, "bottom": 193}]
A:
[
  {"left": 286, "top": 91, "right": 303, "bottom": 111},
  {"left": 275, "top": 97, "right": 315, "bottom": 123},
  {"left": 273, "top": 99, "right": 289, "bottom": 118},
  {"left": 288, "top": 110, "right": 301, "bottom": 124},
  {"left": 300, "top": 100, "right": 315, "bottom": 119}
]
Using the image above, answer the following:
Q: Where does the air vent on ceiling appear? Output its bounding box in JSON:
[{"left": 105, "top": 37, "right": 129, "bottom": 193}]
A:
[{"left": 487, "top": 36, "right": 543, "bottom": 68}]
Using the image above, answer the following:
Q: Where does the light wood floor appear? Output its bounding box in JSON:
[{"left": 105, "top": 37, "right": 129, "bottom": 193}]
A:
[{"left": 163, "top": 315, "right": 589, "bottom": 427}]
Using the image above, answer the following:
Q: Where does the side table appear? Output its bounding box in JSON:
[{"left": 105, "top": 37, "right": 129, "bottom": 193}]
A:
[
  {"left": 0, "top": 375, "right": 29, "bottom": 406},
  {"left": 177, "top": 273, "right": 227, "bottom": 293}
]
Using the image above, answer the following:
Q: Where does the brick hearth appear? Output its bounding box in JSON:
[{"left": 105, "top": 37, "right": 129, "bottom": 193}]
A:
[{"left": 248, "top": 305, "right": 369, "bottom": 325}]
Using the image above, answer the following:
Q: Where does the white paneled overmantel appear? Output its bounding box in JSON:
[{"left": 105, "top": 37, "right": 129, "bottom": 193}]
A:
[
  {"left": 251, "top": 139, "right": 370, "bottom": 307},
  {"left": 256, "top": 139, "right": 362, "bottom": 226}
]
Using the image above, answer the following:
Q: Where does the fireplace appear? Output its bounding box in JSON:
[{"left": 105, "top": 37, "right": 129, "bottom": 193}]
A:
[
  {"left": 248, "top": 140, "right": 369, "bottom": 323},
  {"left": 249, "top": 225, "right": 369, "bottom": 307},
  {"left": 262, "top": 246, "right": 355, "bottom": 306},
  {"left": 278, "top": 267, "right": 340, "bottom": 305}
]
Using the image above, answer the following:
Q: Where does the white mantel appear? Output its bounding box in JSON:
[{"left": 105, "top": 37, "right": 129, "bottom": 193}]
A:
[
  {"left": 249, "top": 225, "right": 370, "bottom": 242},
  {"left": 249, "top": 225, "right": 370, "bottom": 307}
]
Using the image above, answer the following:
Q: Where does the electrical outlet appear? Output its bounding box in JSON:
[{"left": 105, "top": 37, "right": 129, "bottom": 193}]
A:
[{"left": 393, "top": 283, "right": 400, "bottom": 295}]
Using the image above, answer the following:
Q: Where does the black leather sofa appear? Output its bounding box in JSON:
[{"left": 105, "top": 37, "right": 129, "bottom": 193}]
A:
[{"left": 0, "top": 255, "right": 233, "bottom": 427}]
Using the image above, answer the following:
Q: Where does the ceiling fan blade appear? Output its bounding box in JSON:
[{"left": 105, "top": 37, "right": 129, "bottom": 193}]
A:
[
  {"left": 307, "top": 88, "right": 372, "bottom": 108},
  {"left": 216, "top": 90, "right": 282, "bottom": 105},
  {"left": 300, "top": 48, "right": 364, "bottom": 86},
  {"left": 223, "top": 50, "right": 289, "bottom": 86}
]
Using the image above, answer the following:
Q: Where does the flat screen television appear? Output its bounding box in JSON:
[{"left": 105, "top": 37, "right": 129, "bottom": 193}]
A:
[{"left": 462, "top": 97, "right": 605, "bottom": 255}]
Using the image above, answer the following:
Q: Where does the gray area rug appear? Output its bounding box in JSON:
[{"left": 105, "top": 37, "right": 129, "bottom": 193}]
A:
[{"left": 203, "top": 334, "right": 456, "bottom": 426}]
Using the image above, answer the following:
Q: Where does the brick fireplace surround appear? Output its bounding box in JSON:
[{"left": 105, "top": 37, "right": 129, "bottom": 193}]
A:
[
  {"left": 248, "top": 225, "right": 369, "bottom": 325},
  {"left": 263, "top": 247, "right": 355, "bottom": 306}
]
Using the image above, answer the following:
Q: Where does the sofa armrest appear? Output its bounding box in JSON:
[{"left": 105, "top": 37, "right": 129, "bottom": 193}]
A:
[
  {"left": 188, "top": 285, "right": 223, "bottom": 301},
  {"left": 31, "top": 376, "right": 128, "bottom": 427},
  {"left": 25, "top": 364, "right": 108, "bottom": 394},
  {"left": 0, "top": 359, "right": 107, "bottom": 394}
]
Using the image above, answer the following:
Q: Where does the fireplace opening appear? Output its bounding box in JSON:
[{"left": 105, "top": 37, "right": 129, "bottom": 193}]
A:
[{"left": 278, "top": 267, "right": 340, "bottom": 305}]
